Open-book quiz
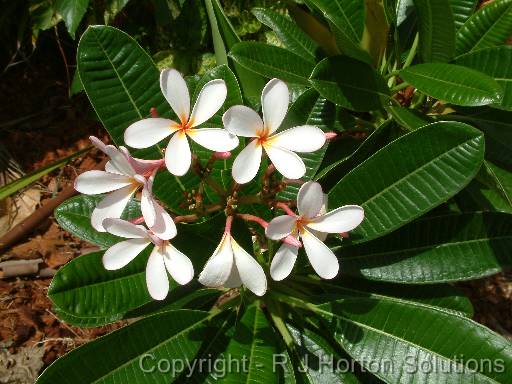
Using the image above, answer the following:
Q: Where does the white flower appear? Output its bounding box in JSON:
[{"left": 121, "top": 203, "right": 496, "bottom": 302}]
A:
[
  {"left": 198, "top": 231, "right": 267, "bottom": 296},
  {"left": 102, "top": 218, "right": 193, "bottom": 300},
  {"left": 266, "top": 181, "right": 364, "bottom": 281},
  {"left": 74, "top": 136, "right": 175, "bottom": 238},
  {"left": 124, "top": 69, "right": 239, "bottom": 176},
  {"left": 223, "top": 78, "right": 326, "bottom": 184}
]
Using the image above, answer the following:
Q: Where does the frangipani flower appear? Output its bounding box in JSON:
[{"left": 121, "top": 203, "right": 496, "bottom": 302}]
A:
[
  {"left": 74, "top": 136, "right": 175, "bottom": 238},
  {"left": 223, "top": 78, "right": 326, "bottom": 184},
  {"left": 102, "top": 218, "right": 193, "bottom": 300},
  {"left": 266, "top": 182, "right": 364, "bottom": 280},
  {"left": 124, "top": 69, "right": 239, "bottom": 176},
  {"left": 198, "top": 218, "right": 267, "bottom": 296}
]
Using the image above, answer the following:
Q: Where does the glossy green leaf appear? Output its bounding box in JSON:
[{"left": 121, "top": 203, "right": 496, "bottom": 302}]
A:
[
  {"left": 310, "top": 56, "right": 389, "bottom": 111},
  {"left": 278, "top": 89, "right": 334, "bottom": 201},
  {"left": 400, "top": 63, "right": 503, "bottom": 106},
  {"left": 36, "top": 310, "right": 225, "bottom": 383},
  {"left": 338, "top": 212, "right": 512, "bottom": 283},
  {"left": 55, "top": 195, "right": 142, "bottom": 248},
  {"left": 318, "top": 121, "right": 400, "bottom": 191},
  {"left": 329, "top": 121, "right": 485, "bottom": 242},
  {"left": 252, "top": 7, "right": 322, "bottom": 62},
  {"left": 449, "top": 0, "right": 478, "bottom": 29},
  {"left": 55, "top": 0, "right": 89, "bottom": 38},
  {"left": 286, "top": 323, "right": 361, "bottom": 383},
  {"left": 205, "top": 0, "right": 266, "bottom": 107},
  {"left": 456, "top": 46, "right": 512, "bottom": 110},
  {"left": 307, "top": 0, "right": 369, "bottom": 62},
  {"left": 313, "top": 295, "right": 512, "bottom": 383},
  {"left": 387, "top": 106, "right": 433, "bottom": 130},
  {"left": 455, "top": 0, "right": 512, "bottom": 55},
  {"left": 229, "top": 42, "right": 315, "bottom": 85},
  {"left": 459, "top": 161, "right": 512, "bottom": 214},
  {"left": 413, "top": 0, "right": 456, "bottom": 62}
]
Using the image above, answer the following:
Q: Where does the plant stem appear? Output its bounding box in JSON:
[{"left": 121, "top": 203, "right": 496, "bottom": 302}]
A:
[
  {"left": 391, "top": 82, "right": 410, "bottom": 93},
  {"left": 174, "top": 204, "right": 223, "bottom": 223},
  {"left": 403, "top": 33, "right": 419, "bottom": 69}
]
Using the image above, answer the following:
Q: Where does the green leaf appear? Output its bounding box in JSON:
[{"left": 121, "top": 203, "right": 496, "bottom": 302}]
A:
[
  {"left": 329, "top": 121, "right": 485, "bottom": 242},
  {"left": 55, "top": 0, "right": 89, "bottom": 38},
  {"left": 204, "top": 0, "right": 266, "bottom": 107},
  {"left": 55, "top": 195, "right": 141, "bottom": 248},
  {"left": 331, "top": 278, "right": 474, "bottom": 317},
  {"left": 286, "top": 323, "right": 361, "bottom": 383},
  {"left": 0, "top": 148, "right": 89, "bottom": 200},
  {"left": 78, "top": 26, "right": 164, "bottom": 153},
  {"left": 252, "top": 7, "right": 322, "bottom": 62},
  {"left": 338, "top": 211, "right": 512, "bottom": 283},
  {"left": 449, "top": 0, "right": 478, "bottom": 30},
  {"left": 455, "top": 0, "right": 512, "bottom": 56},
  {"left": 310, "top": 56, "right": 389, "bottom": 111},
  {"left": 387, "top": 105, "right": 433, "bottom": 130},
  {"left": 413, "top": 0, "right": 456, "bottom": 62},
  {"left": 400, "top": 63, "right": 503, "bottom": 106},
  {"left": 456, "top": 46, "right": 512, "bottom": 111},
  {"left": 36, "top": 310, "right": 224, "bottom": 383},
  {"left": 313, "top": 295, "right": 512, "bottom": 383},
  {"left": 277, "top": 89, "right": 334, "bottom": 201},
  {"left": 318, "top": 121, "right": 400, "bottom": 190},
  {"left": 229, "top": 42, "right": 315, "bottom": 85},
  {"left": 307, "top": 0, "right": 370, "bottom": 62}
]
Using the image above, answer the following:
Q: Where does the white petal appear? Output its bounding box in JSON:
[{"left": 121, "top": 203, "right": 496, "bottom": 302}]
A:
[
  {"left": 272, "top": 125, "right": 326, "bottom": 152},
  {"left": 141, "top": 186, "right": 156, "bottom": 227},
  {"left": 265, "top": 215, "right": 296, "bottom": 240},
  {"left": 150, "top": 199, "right": 177, "bottom": 240},
  {"left": 124, "top": 118, "right": 177, "bottom": 149},
  {"left": 261, "top": 78, "right": 289, "bottom": 134},
  {"left": 232, "top": 140, "right": 262, "bottom": 184},
  {"left": 120, "top": 148, "right": 163, "bottom": 175},
  {"left": 301, "top": 228, "right": 339, "bottom": 279},
  {"left": 222, "top": 105, "right": 263, "bottom": 137},
  {"left": 198, "top": 233, "right": 233, "bottom": 287},
  {"left": 264, "top": 144, "right": 306, "bottom": 180},
  {"left": 105, "top": 161, "right": 123, "bottom": 175},
  {"left": 188, "top": 128, "right": 239, "bottom": 152},
  {"left": 307, "top": 205, "right": 364, "bottom": 234},
  {"left": 163, "top": 244, "right": 194, "bottom": 285},
  {"left": 89, "top": 136, "right": 109, "bottom": 153},
  {"left": 104, "top": 146, "right": 136, "bottom": 177},
  {"left": 165, "top": 132, "right": 191, "bottom": 176},
  {"left": 189, "top": 79, "right": 227, "bottom": 127},
  {"left": 103, "top": 218, "right": 149, "bottom": 238},
  {"left": 91, "top": 185, "right": 137, "bottom": 232},
  {"left": 297, "top": 181, "right": 324, "bottom": 219},
  {"left": 74, "top": 171, "right": 133, "bottom": 194},
  {"left": 224, "top": 262, "right": 242, "bottom": 288},
  {"left": 103, "top": 238, "right": 151, "bottom": 270},
  {"left": 231, "top": 239, "right": 267, "bottom": 296},
  {"left": 270, "top": 243, "right": 299, "bottom": 281},
  {"left": 146, "top": 247, "right": 169, "bottom": 300},
  {"left": 160, "top": 69, "right": 190, "bottom": 124}
]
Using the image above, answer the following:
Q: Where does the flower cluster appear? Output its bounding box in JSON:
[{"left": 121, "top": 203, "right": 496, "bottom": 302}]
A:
[{"left": 74, "top": 69, "right": 364, "bottom": 300}]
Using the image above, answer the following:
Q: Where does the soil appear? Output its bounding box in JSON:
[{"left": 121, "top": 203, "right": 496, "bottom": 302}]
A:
[{"left": 0, "top": 11, "right": 511, "bottom": 384}]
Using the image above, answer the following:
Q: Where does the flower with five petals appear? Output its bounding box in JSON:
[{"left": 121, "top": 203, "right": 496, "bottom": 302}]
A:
[
  {"left": 266, "top": 182, "right": 364, "bottom": 280},
  {"left": 124, "top": 69, "right": 239, "bottom": 176},
  {"left": 74, "top": 136, "right": 174, "bottom": 237},
  {"left": 198, "top": 218, "right": 267, "bottom": 296},
  {"left": 223, "top": 78, "right": 326, "bottom": 184},
  {"left": 102, "top": 218, "right": 193, "bottom": 300}
]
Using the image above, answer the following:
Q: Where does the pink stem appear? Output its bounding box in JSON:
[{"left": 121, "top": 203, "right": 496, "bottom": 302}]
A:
[
  {"left": 150, "top": 107, "right": 159, "bottom": 118},
  {"left": 130, "top": 216, "right": 145, "bottom": 225},
  {"left": 237, "top": 213, "right": 302, "bottom": 248},
  {"left": 275, "top": 202, "right": 297, "bottom": 217},
  {"left": 340, "top": 232, "right": 349, "bottom": 238},
  {"left": 325, "top": 132, "right": 337, "bottom": 140},
  {"left": 225, "top": 216, "right": 234, "bottom": 234},
  {"left": 213, "top": 151, "right": 231, "bottom": 159}
]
